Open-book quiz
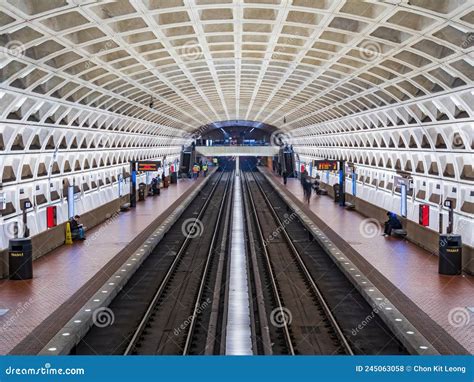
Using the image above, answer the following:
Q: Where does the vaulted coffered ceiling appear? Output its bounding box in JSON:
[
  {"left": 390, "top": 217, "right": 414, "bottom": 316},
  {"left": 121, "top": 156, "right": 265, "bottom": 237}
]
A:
[{"left": 1, "top": 0, "right": 472, "bottom": 133}]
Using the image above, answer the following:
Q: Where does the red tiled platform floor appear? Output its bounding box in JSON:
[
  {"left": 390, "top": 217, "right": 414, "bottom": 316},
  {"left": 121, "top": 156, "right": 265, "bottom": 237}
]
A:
[
  {"left": 0, "top": 176, "right": 204, "bottom": 355},
  {"left": 263, "top": 168, "right": 474, "bottom": 354}
]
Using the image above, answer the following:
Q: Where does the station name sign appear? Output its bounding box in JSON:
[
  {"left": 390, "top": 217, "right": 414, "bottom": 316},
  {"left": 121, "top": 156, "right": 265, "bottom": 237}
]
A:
[
  {"left": 137, "top": 161, "right": 161, "bottom": 172},
  {"left": 313, "top": 160, "right": 338, "bottom": 171},
  {"left": 394, "top": 175, "right": 413, "bottom": 190}
]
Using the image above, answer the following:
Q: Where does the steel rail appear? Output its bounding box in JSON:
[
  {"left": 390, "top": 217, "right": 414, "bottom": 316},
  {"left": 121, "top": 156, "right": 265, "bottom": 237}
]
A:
[
  {"left": 242, "top": 170, "right": 295, "bottom": 355},
  {"left": 182, "top": 170, "right": 233, "bottom": 354},
  {"left": 124, "top": 168, "right": 229, "bottom": 355},
  {"left": 249, "top": 169, "right": 354, "bottom": 355}
]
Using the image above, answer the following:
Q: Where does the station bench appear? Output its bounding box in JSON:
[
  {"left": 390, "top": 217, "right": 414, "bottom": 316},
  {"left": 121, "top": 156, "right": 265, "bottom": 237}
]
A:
[
  {"left": 345, "top": 202, "right": 355, "bottom": 210},
  {"left": 392, "top": 228, "right": 408, "bottom": 238},
  {"left": 120, "top": 203, "right": 131, "bottom": 212}
]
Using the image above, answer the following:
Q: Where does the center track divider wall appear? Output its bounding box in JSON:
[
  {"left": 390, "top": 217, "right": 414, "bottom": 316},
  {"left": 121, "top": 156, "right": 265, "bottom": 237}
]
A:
[
  {"left": 38, "top": 172, "right": 217, "bottom": 355},
  {"left": 257, "top": 167, "right": 438, "bottom": 356}
]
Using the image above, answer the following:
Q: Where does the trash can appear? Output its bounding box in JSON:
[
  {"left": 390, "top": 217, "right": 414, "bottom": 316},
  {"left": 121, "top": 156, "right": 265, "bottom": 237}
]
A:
[
  {"left": 163, "top": 176, "right": 169, "bottom": 188},
  {"left": 138, "top": 183, "right": 146, "bottom": 201},
  {"left": 439, "top": 234, "right": 462, "bottom": 275},
  {"left": 9, "top": 238, "right": 33, "bottom": 280},
  {"left": 170, "top": 172, "right": 177, "bottom": 184},
  {"left": 333, "top": 184, "right": 340, "bottom": 203}
]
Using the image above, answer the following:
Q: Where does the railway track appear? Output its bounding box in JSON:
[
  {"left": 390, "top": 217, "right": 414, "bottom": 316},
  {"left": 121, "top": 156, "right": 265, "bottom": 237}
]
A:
[
  {"left": 242, "top": 162, "right": 408, "bottom": 355},
  {"left": 125, "top": 170, "right": 233, "bottom": 355},
  {"left": 243, "top": 169, "right": 351, "bottom": 355},
  {"left": 73, "top": 159, "right": 407, "bottom": 356},
  {"left": 73, "top": 167, "right": 233, "bottom": 355}
]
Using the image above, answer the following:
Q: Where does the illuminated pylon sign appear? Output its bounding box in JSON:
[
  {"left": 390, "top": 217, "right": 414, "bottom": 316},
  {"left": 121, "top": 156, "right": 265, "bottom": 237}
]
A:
[
  {"left": 313, "top": 160, "right": 338, "bottom": 171},
  {"left": 137, "top": 161, "right": 161, "bottom": 172}
]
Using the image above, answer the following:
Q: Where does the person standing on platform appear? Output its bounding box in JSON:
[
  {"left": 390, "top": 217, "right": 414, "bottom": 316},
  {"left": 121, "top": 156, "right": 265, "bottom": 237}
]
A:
[
  {"left": 313, "top": 175, "right": 321, "bottom": 196},
  {"left": 282, "top": 170, "right": 288, "bottom": 185},
  {"left": 303, "top": 176, "right": 312, "bottom": 204},
  {"left": 301, "top": 171, "right": 307, "bottom": 198},
  {"left": 301, "top": 169, "right": 307, "bottom": 186},
  {"left": 192, "top": 163, "right": 199, "bottom": 180},
  {"left": 202, "top": 162, "right": 208, "bottom": 177}
]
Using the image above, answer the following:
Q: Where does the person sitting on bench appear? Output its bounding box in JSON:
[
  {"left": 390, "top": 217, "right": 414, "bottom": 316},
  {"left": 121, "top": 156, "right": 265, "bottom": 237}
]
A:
[
  {"left": 70, "top": 215, "right": 86, "bottom": 240},
  {"left": 151, "top": 177, "right": 160, "bottom": 196},
  {"left": 383, "top": 212, "right": 402, "bottom": 237}
]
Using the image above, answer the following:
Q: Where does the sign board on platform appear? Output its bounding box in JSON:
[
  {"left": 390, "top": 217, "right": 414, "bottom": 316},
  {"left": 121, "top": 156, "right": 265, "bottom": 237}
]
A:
[
  {"left": 313, "top": 160, "right": 338, "bottom": 171},
  {"left": 394, "top": 176, "right": 413, "bottom": 189}
]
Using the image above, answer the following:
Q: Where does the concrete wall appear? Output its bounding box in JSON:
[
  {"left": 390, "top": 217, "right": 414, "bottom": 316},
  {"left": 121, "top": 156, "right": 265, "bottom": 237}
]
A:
[
  {"left": 321, "top": 181, "right": 473, "bottom": 275},
  {"left": 0, "top": 195, "right": 129, "bottom": 279}
]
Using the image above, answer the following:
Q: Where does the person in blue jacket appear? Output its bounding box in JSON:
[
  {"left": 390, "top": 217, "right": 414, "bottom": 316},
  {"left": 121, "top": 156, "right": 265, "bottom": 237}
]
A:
[{"left": 383, "top": 211, "right": 402, "bottom": 236}]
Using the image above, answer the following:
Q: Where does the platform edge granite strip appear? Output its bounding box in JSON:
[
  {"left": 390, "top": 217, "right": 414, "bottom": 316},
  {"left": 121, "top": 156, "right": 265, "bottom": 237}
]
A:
[
  {"left": 38, "top": 175, "right": 213, "bottom": 355},
  {"left": 259, "top": 168, "right": 439, "bottom": 356}
]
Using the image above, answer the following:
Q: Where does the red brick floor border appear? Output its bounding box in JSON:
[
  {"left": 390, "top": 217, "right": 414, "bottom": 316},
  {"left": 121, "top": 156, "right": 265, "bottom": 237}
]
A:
[
  {"left": 263, "top": 168, "right": 473, "bottom": 355},
  {"left": 0, "top": 175, "right": 209, "bottom": 355}
]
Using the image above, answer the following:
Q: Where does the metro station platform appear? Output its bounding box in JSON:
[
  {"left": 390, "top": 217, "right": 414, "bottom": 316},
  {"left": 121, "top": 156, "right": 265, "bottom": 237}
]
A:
[
  {"left": 261, "top": 167, "right": 474, "bottom": 355},
  {"left": 0, "top": 175, "right": 209, "bottom": 355}
]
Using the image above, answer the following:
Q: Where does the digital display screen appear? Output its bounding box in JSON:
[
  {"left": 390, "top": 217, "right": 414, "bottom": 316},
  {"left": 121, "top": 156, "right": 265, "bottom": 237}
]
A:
[
  {"left": 314, "top": 160, "right": 338, "bottom": 171},
  {"left": 137, "top": 161, "right": 161, "bottom": 172}
]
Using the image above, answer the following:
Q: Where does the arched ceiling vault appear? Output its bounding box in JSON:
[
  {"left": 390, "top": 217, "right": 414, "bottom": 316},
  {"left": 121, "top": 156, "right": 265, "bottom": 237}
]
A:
[
  {"left": 0, "top": 0, "right": 473, "bottom": 248},
  {"left": 0, "top": 0, "right": 472, "bottom": 134}
]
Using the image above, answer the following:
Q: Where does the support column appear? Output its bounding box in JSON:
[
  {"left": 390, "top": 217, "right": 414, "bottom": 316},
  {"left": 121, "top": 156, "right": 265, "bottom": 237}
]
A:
[
  {"left": 447, "top": 202, "right": 454, "bottom": 234},
  {"left": 67, "top": 184, "right": 74, "bottom": 218},
  {"left": 235, "top": 156, "right": 240, "bottom": 176},
  {"left": 339, "top": 160, "right": 345, "bottom": 207},
  {"left": 400, "top": 183, "right": 407, "bottom": 217},
  {"left": 130, "top": 161, "right": 137, "bottom": 208}
]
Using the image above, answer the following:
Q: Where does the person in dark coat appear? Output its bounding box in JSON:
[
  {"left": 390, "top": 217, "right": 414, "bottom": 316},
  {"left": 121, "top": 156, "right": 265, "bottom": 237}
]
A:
[
  {"left": 303, "top": 176, "right": 312, "bottom": 204},
  {"left": 282, "top": 170, "right": 288, "bottom": 185},
  {"left": 383, "top": 212, "right": 402, "bottom": 236},
  {"left": 70, "top": 215, "right": 85, "bottom": 240}
]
